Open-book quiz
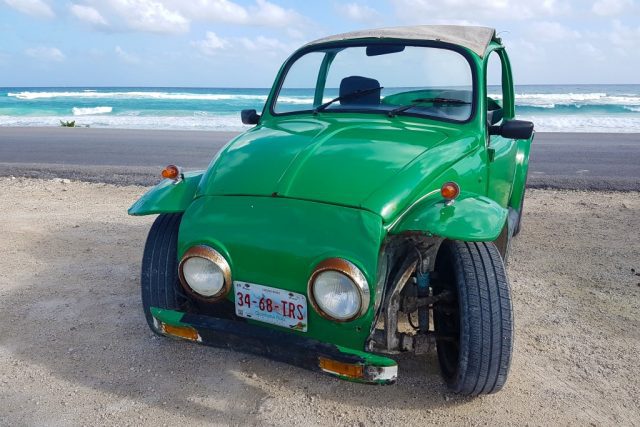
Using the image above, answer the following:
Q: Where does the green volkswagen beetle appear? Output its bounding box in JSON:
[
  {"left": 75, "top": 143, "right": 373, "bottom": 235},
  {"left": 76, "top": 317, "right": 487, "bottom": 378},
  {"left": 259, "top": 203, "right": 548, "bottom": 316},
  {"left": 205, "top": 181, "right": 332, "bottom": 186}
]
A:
[{"left": 129, "top": 25, "right": 533, "bottom": 396}]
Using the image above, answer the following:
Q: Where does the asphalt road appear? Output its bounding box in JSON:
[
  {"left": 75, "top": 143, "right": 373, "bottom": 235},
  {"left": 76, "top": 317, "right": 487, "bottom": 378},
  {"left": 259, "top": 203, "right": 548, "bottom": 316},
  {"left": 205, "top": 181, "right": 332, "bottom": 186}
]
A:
[{"left": 0, "top": 127, "right": 638, "bottom": 190}]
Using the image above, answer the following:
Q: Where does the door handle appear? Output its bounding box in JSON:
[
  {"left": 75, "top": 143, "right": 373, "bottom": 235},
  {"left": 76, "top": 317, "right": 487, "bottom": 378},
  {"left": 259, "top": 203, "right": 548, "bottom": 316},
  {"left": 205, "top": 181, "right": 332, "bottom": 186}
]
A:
[{"left": 488, "top": 147, "right": 496, "bottom": 162}]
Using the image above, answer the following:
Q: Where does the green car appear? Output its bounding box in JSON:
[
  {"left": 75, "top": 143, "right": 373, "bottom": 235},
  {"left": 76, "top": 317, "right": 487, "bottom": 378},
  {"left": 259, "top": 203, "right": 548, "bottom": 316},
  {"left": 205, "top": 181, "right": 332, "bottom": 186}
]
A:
[{"left": 129, "top": 25, "right": 534, "bottom": 396}]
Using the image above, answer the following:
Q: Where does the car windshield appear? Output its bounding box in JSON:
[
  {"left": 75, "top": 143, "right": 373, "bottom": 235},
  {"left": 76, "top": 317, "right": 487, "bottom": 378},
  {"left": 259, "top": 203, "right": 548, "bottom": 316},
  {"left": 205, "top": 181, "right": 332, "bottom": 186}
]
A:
[{"left": 272, "top": 43, "right": 474, "bottom": 122}]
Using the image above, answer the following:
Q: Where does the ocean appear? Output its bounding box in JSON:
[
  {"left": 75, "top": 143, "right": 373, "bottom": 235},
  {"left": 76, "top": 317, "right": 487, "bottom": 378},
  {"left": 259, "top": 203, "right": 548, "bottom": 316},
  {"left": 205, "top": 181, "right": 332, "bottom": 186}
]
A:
[{"left": 1, "top": 85, "right": 639, "bottom": 133}]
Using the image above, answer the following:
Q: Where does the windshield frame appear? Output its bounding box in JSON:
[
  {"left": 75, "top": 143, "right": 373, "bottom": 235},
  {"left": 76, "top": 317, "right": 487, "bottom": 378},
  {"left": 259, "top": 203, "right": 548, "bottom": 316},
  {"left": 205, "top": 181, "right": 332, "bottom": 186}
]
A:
[{"left": 268, "top": 39, "right": 478, "bottom": 125}]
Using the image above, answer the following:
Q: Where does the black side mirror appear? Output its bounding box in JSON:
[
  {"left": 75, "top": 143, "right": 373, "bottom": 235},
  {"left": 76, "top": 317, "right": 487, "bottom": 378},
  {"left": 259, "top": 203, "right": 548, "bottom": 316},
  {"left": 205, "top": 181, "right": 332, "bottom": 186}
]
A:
[
  {"left": 241, "top": 109, "right": 260, "bottom": 125},
  {"left": 489, "top": 119, "right": 534, "bottom": 139}
]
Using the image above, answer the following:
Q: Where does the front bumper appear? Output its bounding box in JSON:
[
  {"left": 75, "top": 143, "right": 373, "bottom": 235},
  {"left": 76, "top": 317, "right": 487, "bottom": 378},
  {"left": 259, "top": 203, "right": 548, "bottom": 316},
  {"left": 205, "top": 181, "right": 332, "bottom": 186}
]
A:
[{"left": 151, "top": 307, "right": 397, "bottom": 384}]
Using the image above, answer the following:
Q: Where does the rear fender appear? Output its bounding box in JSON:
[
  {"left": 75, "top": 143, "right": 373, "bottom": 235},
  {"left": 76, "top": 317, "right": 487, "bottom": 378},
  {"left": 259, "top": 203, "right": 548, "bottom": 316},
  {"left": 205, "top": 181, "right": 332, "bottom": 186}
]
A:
[
  {"left": 508, "top": 132, "right": 534, "bottom": 211},
  {"left": 128, "top": 171, "right": 203, "bottom": 216},
  {"left": 389, "top": 192, "right": 508, "bottom": 242}
]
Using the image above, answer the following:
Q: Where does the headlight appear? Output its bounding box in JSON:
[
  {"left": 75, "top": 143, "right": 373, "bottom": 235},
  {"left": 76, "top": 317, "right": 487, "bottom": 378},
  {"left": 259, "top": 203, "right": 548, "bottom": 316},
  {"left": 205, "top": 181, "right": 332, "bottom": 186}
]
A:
[
  {"left": 308, "top": 258, "right": 370, "bottom": 322},
  {"left": 179, "top": 246, "right": 231, "bottom": 301}
]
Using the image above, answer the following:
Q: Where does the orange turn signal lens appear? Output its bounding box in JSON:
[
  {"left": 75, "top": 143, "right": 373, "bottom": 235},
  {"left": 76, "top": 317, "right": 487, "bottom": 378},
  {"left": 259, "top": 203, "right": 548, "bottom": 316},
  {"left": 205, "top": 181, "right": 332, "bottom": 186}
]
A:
[
  {"left": 161, "top": 323, "right": 199, "bottom": 341},
  {"left": 441, "top": 181, "right": 460, "bottom": 200},
  {"left": 161, "top": 164, "right": 181, "bottom": 180},
  {"left": 319, "top": 357, "right": 364, "bottom": 379}
]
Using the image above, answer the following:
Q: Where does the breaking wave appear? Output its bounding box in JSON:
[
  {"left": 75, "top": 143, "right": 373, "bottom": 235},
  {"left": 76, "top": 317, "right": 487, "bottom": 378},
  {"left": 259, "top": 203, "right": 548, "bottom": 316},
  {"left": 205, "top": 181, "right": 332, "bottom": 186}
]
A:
[{"left": 72, "top": 106, "right": 113, "bottom": 116}]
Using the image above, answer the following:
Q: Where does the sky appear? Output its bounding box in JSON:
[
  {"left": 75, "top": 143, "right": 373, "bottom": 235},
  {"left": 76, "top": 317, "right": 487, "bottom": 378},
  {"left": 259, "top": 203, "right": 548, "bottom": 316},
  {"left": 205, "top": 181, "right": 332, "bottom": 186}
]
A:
[{"left": 0, "top": 0, "right": 639, "bottom": 87}]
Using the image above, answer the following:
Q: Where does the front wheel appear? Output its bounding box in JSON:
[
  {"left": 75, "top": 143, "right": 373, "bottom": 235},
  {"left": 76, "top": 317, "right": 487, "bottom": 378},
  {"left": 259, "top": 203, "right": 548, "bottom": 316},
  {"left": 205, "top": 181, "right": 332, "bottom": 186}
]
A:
[
  {"left": 433, "top": 240, "right": 513, "bottom": 396},
  {"left": 140, "top": 213, "right": 185, "bottom": 335}
]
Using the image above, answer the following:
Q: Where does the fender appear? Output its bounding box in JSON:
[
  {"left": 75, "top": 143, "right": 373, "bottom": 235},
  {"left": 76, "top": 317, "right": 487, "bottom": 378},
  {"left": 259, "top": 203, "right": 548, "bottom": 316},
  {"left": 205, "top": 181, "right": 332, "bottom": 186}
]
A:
[
  {"left": 508, "top": 132, "right": 535, "bottom": 211},
  {"left": 128, "top": 171, "right": 203, "bottom": 216},
  {"left": 388, "top": 192, "right": 508, "bottom": 242}
]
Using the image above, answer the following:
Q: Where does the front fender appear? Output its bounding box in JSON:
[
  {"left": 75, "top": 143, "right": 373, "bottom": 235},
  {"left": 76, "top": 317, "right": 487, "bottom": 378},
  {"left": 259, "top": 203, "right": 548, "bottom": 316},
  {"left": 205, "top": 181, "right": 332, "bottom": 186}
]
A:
[
  {"left": 389, "top": 192, "right": 508, "bottom": 241},
  {"left": 128, "top": 171, "right": 203, "bottom": 216}
]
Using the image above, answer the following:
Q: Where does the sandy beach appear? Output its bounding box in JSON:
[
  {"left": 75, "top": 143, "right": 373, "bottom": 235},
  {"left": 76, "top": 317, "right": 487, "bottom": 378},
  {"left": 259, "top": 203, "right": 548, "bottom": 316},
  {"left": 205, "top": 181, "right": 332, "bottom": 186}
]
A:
[{"left": 0, "top": 177, "right": 638, "bottom": 425}]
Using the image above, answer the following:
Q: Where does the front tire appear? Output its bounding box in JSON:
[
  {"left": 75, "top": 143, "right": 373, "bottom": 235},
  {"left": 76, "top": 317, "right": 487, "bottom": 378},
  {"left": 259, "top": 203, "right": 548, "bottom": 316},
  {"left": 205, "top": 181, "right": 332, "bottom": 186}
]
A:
[
  {"left": 433, "top": 241, "right": 513, "bottom": 396},
  {"left": 140, "top": 213, "right": 185, "bottom": 335}
]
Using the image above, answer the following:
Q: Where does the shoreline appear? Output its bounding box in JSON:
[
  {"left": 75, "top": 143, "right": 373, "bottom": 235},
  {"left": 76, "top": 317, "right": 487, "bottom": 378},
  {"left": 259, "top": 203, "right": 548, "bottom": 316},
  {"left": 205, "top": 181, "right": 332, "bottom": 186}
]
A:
[{"left": 0, "top": 127, "right": 638, "bottom": 191}]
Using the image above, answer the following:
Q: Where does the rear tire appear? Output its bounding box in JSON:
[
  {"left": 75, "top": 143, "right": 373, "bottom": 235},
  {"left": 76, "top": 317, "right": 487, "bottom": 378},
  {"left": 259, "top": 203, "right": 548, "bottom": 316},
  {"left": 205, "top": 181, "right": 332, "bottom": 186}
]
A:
[
  {"left": 141, "top": 213, "right": 185, "bottom": 335},
  {"left": 433, "top": 240, "right": 513, "bottom": 396}
]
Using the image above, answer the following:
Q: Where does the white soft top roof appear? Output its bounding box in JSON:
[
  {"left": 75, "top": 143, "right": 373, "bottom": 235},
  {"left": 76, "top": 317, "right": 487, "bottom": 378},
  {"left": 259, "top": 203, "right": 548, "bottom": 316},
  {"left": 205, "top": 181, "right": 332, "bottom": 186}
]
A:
[{"left": 304, "top": 25, "right": 497, "bottom": 57}]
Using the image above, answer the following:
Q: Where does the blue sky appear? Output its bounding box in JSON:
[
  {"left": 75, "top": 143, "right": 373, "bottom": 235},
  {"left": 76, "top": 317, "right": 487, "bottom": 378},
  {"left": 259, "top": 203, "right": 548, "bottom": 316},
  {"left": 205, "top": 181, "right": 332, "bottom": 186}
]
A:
[{"left": 1, "top": 0, "right": 639, "bottom": 87}]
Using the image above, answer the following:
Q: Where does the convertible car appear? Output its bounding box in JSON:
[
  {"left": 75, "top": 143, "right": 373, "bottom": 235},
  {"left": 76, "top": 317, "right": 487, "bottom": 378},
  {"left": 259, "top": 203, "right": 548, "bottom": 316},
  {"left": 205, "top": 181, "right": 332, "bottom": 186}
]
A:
[{"left": 129, "top": 25, "right": 534, "bottom": 396}]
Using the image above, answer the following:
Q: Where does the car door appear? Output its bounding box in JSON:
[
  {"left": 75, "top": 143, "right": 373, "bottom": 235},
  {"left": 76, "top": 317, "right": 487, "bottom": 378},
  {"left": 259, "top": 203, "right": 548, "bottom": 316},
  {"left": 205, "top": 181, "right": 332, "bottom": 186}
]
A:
[{"left": 486, "top": 49, "right": 518, "bottom": 207}]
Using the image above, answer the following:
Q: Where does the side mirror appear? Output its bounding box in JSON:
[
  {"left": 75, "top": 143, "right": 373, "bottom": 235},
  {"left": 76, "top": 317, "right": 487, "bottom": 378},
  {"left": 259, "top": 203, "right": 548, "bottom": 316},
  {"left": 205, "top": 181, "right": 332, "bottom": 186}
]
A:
[
  {"left": 241, "top": 109, "right": 260, "bottom": 125},
  {"left": 489, "top": 120, "right": 534, "bottom": 140}
]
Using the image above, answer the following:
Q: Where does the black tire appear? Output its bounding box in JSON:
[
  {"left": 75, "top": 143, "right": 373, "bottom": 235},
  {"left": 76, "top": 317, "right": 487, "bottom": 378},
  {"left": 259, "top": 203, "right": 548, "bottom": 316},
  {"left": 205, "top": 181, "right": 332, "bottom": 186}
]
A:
[
  {"left": 141, "top": 213, "right": 185, "bottom": 335},
  {"left": 433, "top": 240, "right": 513, "bottom": 396}
]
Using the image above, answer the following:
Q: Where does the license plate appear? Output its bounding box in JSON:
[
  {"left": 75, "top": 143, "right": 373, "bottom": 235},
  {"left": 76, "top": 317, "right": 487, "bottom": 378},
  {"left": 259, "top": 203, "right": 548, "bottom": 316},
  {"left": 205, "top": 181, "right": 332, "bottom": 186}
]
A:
[{"left": 234, "top": 281, "right": 307, "bottom": 332}]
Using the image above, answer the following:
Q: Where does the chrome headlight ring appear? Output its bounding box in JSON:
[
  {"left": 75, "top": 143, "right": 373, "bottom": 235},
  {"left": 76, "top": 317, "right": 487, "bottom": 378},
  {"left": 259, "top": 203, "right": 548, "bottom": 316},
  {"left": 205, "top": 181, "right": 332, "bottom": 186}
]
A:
[
  {"left": 178, "top": 245, "right": 232, "bottom": 302},
  {"left": 307, "top": 258, "right": 370, "bottom": 322}
]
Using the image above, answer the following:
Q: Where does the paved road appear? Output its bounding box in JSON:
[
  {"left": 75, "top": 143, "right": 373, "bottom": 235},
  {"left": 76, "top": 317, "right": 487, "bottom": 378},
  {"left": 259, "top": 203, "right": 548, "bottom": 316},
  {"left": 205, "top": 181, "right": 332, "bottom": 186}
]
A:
[{"left": 0, "top": 127, "right": 638, "bottom": 190}]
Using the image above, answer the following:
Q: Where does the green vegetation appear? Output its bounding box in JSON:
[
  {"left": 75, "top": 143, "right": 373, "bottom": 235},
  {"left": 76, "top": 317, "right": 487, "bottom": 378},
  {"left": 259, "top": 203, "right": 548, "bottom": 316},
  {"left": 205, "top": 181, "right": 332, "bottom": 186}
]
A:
[{"left": 60, "top": 120, "right": 76, "bottom": 127}]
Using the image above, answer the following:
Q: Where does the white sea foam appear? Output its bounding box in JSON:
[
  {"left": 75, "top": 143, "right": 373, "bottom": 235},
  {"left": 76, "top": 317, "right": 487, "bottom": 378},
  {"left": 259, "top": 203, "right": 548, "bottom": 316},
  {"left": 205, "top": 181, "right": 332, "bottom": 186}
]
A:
[
  {"left": 7, "top": 90, "right": 270, "bottom": 102},
  {"left": 2, "top": 113, "right": 640, "bottom": 133},
  {"left": 0, "top": 114, "right": 251, "bottom": 131},
  {"left": 5, "top": 90, "right": 322, "bottom": 105},
  {"left": 520, "top": 114, "right": 640, "bottom": 133},
  {"left": 11, "top": 90, "right": 640, "bottom": 108},
  {"left": 72, "top": 106, "right": 112, "bottom": 115},
  {"left": 489, "top": 92, "right": 640, "bottom": 107}
]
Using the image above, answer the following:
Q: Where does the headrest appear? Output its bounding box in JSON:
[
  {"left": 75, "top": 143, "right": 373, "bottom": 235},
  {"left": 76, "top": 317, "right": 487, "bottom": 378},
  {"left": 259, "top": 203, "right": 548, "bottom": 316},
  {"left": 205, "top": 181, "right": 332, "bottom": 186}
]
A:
[{"left": 339, "top": 76, "right": 381, "bottom": 105}]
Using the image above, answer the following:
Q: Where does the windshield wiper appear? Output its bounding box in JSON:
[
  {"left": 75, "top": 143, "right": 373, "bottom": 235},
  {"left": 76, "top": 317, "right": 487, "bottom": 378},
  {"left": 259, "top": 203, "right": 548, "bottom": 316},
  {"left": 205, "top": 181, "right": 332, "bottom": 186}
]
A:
[
  {"left": 387, "top": 97, "right": 470, "bottom": 117},
  {"left": 313, "top": 86, "right": 384, "bottom": 114}
]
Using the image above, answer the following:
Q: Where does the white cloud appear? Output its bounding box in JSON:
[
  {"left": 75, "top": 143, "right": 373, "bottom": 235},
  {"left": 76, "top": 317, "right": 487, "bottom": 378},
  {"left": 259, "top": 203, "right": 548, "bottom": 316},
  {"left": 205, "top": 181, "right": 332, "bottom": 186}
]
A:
[
  {"left": 60, "top": 0, "right": 310, "bottom": 36},
  {"left": 335, "top": 2, "right": 381, "bottom": 23},
  {"left": 527, "top": 21, "right": 580, "bottom": 42},
  {"left": 249, "top": 0, "right": 301, "bottom": 27},
  {"left": 167, "top": 0, "right": 248, "bottom": 24},
  {"left": 592, "top": 0, "right": 632, "bottom": 16},
  {"left": 391, "top": 0, "right": 570, "bottom": 22},
  {"left": 609, "top": 20, "right": 640, "bottom": 51},
  {"left": 115, "top": 46, "right": 141, "bottom": 64},
  {"left": 70, "top": 4, "right": 108, "bottom": 26},
  {"left": 3, "top": 0, "right": 54, "bottom": 18},
  {"left": 25, "top": 46, "right": 65, "bottom": 61},
  {"left": 167, "top": 0, "right": 304, "bottom": 29},
  {"left": 192, "top": 32, "right": 293, "bottom": 59},
  {"left": 192, "top": 31, "right": 229, "bottom": 56},
  {"left": 577, "top": 42, "right": 605, "bottom": 61},
  {"left": 105, "top": 0, "right": 189, "bottom": 34},
  {"left": 239, "top": 35, "right": 289, "bottom": 52}
]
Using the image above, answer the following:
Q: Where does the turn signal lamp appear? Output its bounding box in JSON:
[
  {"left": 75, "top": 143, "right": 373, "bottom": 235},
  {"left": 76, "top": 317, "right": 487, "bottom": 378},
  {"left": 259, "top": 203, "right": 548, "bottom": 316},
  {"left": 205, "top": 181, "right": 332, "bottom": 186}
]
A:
[
  {"left": 441, "top": 181, "right": 460, "bottom": 201},
  {"left": 161, "top": 323, "right": 200, "bottom": 341},
  {"left": 161, "top": 164, "right": 181, "bottom": 180},
  {"left": 319, "top": 357, "right": 364, "bottom": 379}
]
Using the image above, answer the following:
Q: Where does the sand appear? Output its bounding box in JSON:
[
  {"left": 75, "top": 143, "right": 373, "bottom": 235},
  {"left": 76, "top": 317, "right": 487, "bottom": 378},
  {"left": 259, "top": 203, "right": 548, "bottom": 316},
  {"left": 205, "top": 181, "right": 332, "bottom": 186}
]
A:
[{"left": 0, "top": 177, "right": 638, "bottom": 426}]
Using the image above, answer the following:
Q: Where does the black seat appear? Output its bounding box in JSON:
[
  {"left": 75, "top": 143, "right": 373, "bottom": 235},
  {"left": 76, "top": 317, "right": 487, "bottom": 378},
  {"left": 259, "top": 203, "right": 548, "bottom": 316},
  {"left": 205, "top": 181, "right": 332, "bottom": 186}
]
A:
[{"left": 339, "top": 76, "right": 381, "bottom": 105}]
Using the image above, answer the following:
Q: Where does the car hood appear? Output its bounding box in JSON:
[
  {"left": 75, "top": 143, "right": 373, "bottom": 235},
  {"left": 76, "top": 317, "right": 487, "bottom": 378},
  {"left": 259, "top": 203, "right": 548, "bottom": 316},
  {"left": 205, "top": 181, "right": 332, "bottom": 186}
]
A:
[{"left": 197, "top": 116, "right": 457, "bottom": 220}]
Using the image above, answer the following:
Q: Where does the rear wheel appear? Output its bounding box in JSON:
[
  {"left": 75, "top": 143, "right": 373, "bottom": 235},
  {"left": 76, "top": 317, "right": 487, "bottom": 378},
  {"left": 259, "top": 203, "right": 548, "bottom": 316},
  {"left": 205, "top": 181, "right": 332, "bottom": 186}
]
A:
[
  {"left": 140, "top": 213, "right": 186, "bottom": 335},
  {"left": 433, "top": 240, "right": 513, "bottom": 396}
]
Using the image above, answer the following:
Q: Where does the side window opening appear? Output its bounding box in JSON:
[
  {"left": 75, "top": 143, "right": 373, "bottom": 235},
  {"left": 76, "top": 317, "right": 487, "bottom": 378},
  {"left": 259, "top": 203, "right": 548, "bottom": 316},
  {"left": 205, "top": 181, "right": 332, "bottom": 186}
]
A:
[{"left": 486, "top": 51, "right": 504, "bottom": 126}]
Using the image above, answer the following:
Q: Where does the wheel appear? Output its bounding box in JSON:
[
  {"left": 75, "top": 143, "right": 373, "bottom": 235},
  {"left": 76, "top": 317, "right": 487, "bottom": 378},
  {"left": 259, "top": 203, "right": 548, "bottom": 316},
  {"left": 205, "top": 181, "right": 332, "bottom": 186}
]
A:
[
  {"left": 141, "top": 213, "right": 185, "bottom": 335},
  {"left": 433, "top": 240, "right": 513, "bottom": 396}
]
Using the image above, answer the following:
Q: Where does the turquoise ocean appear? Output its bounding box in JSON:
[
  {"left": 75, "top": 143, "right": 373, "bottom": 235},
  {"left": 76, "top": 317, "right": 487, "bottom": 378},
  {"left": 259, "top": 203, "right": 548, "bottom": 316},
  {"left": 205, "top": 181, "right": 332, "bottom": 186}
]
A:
[{"left": 1, "top": 85, "right": 639, "bottom": 132}]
